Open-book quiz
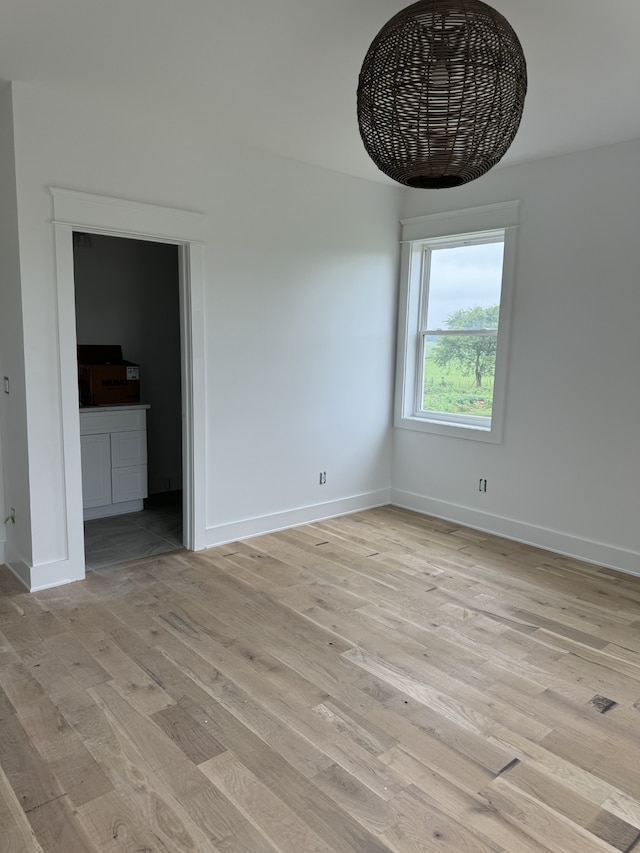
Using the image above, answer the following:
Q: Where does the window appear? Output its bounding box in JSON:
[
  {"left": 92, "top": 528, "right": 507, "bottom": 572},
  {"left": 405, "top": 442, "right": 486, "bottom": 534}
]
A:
[{"left": 395, "top": 202, "right": 519, "bottom": 443}]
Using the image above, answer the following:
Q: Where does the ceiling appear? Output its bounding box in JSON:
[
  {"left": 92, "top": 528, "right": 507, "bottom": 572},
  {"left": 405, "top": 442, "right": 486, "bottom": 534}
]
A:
[{"left": 1, "top": 0, "right": 639, "bottom": 185}]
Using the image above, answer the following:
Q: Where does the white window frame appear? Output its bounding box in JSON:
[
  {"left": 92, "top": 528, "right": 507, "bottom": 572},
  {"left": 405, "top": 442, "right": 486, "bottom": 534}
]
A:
[{"left": 395, "top": 201, "right": 519, "bottom": 444}]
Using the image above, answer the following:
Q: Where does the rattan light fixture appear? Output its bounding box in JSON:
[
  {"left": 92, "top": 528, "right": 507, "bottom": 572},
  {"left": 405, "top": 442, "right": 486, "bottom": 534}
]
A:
[{"left": 357, "top": 0, "right": 527, "bottom": 188}]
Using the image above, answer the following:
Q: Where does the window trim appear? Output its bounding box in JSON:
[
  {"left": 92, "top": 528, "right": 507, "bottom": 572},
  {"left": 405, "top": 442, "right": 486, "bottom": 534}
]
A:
[{"left": 394, "top": 202, "right": 519, "bottom": 444}]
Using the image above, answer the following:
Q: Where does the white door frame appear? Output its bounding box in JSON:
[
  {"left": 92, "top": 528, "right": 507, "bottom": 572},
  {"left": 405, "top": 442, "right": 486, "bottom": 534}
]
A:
[{"left": 51, "top": 188, "right": 207, "bottom": 582}]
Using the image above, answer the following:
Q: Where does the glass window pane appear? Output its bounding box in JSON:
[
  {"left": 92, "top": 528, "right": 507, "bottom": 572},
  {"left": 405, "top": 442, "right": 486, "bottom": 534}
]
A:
[
  {"left": 425, "top": 241, "right": 504, "bottom": 331},
  {"left": 422, "top": 334, "right": 496, "bottom": 416}
]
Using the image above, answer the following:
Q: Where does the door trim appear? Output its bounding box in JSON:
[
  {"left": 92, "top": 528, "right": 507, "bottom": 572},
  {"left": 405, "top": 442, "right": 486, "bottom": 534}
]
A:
[{"left": 51, "top": 188, "right": 207, "bottom": 582}]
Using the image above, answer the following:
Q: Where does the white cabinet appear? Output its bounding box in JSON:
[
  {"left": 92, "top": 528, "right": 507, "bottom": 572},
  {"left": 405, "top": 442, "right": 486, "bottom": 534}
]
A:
[
  {"left": 80, "top": 433, "right": 112, "bottom": 508},
  {"left": 112, "top": 465, "right": 148, "bottom": 504},
  {"left": 111, "top": 430, "right": 147, "bottom": 468},
  {"left": 80, "top": 406, "right": 149, "bottom": 520}
]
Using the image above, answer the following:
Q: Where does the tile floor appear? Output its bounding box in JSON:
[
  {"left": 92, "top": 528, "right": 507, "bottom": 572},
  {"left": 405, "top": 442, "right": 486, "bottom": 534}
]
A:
[{"left": 83, "top": 491, "right": 183, "bottom": 570}]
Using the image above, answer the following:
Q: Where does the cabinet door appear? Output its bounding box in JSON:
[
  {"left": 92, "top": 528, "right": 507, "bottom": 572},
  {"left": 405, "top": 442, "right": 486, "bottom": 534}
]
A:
[
  {"left": 80, "top": 433, "right": 111, "bottom": 508},
  {"left": 112, "top": 465, "right": 148, "bottom": 504},
  {"left": 111, "top": 430, "right": 147, "bottom": 468}
]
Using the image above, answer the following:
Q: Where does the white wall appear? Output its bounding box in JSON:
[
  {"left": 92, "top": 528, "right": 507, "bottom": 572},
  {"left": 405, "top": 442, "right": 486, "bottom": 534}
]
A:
[
  {"left": 393, "top": 139, "right": 640, "bottom": 573},
  {"left": 0, "top": 430, "right": 4, "bottom": 566},
  {"left": 7, "top": 81, "right": 401, "bottom": 586},
  {"left": 74, "top": 235, "right": 182, "bottom": 494},
  {"left": 0, "top": 84, "right": 32, "bottom": 582}
]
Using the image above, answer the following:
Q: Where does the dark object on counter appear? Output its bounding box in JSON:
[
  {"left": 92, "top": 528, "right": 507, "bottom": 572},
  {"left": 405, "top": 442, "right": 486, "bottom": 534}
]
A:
[{"left": 78, "top": 345, "right": 140, "bottom": 407}]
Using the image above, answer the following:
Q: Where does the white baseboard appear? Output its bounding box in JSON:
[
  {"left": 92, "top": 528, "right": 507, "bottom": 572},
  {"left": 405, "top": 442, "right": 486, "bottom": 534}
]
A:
[
  {"left": 83, "top": 499, "right": 143, "bottom": 520},
  {"left": 2, "top": 543, "right": 31, "bottom": 590},
  {"left": 10, "top": 487, "right": 635, "bottom": 590},
  {"left": 3, "top": 539, "right": 85, "bottom": 592},
  {"left": 29, "top": 554, "right": 86, "bottom": 591},
  {"left": 206, "top": 490, "right": 391, "bottom": 549},
  {"left": 391, "top": 489, "right": 640, "bottom": 578}
]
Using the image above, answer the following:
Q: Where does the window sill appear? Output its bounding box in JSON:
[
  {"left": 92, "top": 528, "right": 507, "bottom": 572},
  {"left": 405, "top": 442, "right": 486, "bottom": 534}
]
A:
[{"left": 394, "top": 413, "right": 502, "bottom": 444}]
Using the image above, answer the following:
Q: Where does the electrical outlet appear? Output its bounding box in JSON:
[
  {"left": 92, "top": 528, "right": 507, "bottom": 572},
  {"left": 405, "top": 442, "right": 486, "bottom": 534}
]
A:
[
  {"left": 478, "top": 478, "right": 487, "bottom": 493},
  {"left": 3, "top": 376, "right": 9, "bottom": 394},
  {"left": 319, "top": 471, "right": 327, "bottom": 485}
]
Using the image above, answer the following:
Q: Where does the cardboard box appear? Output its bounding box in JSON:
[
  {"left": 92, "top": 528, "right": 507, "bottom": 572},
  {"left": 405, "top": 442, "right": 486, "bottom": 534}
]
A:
[{"left": 78, "top": 345, "right": 141, "bottom": 406}]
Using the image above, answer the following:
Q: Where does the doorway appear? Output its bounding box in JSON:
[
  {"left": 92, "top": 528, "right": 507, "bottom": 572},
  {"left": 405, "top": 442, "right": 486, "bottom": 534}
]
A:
[
  {"left": 74, "top": 233, "right": 183, "bottom": 569},
  {"left": 52, "top": 187, "right": 207, "bottom": 586}
]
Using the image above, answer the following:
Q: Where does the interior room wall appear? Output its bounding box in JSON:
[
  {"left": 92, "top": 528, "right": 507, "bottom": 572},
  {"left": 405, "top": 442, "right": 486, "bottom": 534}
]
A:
[
  {"left": 0, "top": 431, "right": 4, "bottom": 565},
  {"left": 7, "top": 81, "right": 402, "bottom": 585},
  {"left": 73, "top": 235, "right": 183, "bottom": 495},
  {"left": 4, "top": 76, "right": 640, "bottom": 585},
  {"left": 0, "top": 84, "right": 32, "bottom": 579},
  {"left": 393, "top": 138, "right": 640, "bottom": 573}
]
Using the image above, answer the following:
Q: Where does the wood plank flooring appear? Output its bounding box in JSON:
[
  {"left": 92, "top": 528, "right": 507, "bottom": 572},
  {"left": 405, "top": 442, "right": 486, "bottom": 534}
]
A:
[{"left": 2, "top": 506, "right": 640, "bottom": 852}]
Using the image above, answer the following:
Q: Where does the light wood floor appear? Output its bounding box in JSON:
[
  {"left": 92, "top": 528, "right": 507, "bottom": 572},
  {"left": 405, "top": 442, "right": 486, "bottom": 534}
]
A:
[{"left": 2, "top": 507, "right": 640, "bottom": 852}]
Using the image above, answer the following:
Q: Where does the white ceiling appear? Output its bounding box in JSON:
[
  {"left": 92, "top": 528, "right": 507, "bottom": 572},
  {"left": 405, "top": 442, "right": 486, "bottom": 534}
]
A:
[{"left": 1, "top": 0, "right": 639, "bottom": 185}]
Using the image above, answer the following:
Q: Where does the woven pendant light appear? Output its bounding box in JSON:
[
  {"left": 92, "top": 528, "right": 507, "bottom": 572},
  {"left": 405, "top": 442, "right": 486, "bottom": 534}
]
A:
[{"left": 357, "top": 0, "right": 527, "bottom": 188}]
